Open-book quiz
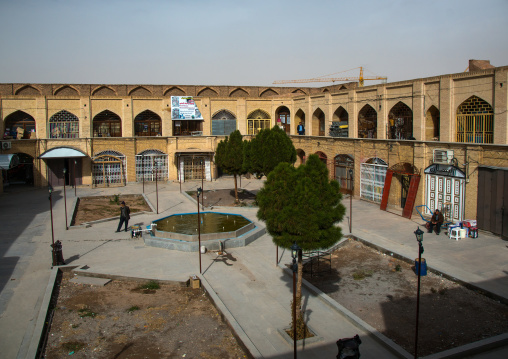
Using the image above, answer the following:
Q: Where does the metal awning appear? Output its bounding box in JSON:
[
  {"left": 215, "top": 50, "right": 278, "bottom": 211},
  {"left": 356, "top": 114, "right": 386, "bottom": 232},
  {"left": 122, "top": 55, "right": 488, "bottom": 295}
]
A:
[
  {"left": 39, "top": 147, "right": 88, "bottom": 159},
  {"left": 0, "top": 154, "right": 20, "bottom": 170}
]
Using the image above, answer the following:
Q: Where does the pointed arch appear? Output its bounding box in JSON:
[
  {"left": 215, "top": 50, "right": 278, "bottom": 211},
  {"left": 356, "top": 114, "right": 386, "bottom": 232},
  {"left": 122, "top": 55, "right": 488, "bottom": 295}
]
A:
[
  {"left": 358, "top": 104, "right": 377, "bottom": 138},
  {"left": 212, "top": 109, "right": 237, "bottom": 136},
  {"left": 275, "top": 106, "right": 291, "bottom": 134},
  {"left": 291, "top": 89, "right": 307, "bottom": 95},
  {"left": 92, "top": 110, "right": 122, "bottom": 137},
  {"left": 164, "top": 86, "right": 185, "bottom": 96},
  {"left": 92, "top": 86, "right": 116, "bottom": 96},
  {"left": 3, "top": 110, "right": 36, "bottom": 139},
  {"left": 129, "top": 86, "right": 152, "bottom": 97},
  {"left": 456, "top": 95, "right": 493, "bottom": 143},
  {"left": 197, "top": 87, "right": 218, "bottom": 97},
  {"left": 247, "top": 109, "right": 270, "bottom": 119},
  {"left": 229, "top": 88, "right": 249, "bottom": 97},
  {"left": 49, "top": 110, "right": 79, "bottom": 138},
  {"left": 314, "top": 151, "right": 328, "bottom": 166},
  {"left": 339, "top": 85, "right": 347, "bottom": 91},
  {"left": 331, "top": 106, "right": 349, "bottom": 137},
  {"left": 425, "top": 105, "right": 440, "bottom": 141},
  {"left": 334, "top": 154, "right": 354, "bottom": 193},
  {"left": 54, "top": 85, "right": 79, "bottom": 96},
  {"left": 247, "top": 109, "right": 271, "bottom": 135},
  {"left": 134, "top": 110, "right": 161, "bottom": 136},
  {"left": 388, "top": 101, "right": 413, "bottom": 139},
  {"left": 15, "top": 85, "right": 41, "bottom": 96},
  {"left": 296, "top": 149, "right": 306, "bottom": 166},
  {"left": 360, "top": 157, "right": 388, "bottom": 203},
  {"left": 322, "top": 88, "right": 330, "bottom": 93},
  {"left": 295, "top": 109, "right": 306, "bottom": 135},
  {"left": 135, "top": 149, "right": 168, "bottom": 182},
  {"left": 92, "top": 150, "right": 127, "bottom": 187},
  {"left": 260, "top": 88, "right": 279, "bottom": 97},
  {"left": 312, "top": 108, "right": 325, "bottom": 136}
]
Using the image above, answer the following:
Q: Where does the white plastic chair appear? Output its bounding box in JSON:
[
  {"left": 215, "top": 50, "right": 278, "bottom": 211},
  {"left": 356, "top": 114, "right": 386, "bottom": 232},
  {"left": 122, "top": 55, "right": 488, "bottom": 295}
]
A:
[{"left": 449, "top": 227, "right": 461, "bottom": 241}]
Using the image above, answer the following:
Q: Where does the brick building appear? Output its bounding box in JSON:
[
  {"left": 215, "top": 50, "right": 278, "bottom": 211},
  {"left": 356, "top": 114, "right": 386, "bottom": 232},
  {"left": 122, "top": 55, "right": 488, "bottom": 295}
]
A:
[{"left": 1, "top": 60, "right": 507, "bottom": 237}]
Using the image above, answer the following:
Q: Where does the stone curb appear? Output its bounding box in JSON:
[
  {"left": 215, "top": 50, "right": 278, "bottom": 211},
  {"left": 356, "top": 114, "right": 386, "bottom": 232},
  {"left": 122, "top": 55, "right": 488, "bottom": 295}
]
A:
[{"left": 421, "top": 332, "right": 508, "bottom": 359}]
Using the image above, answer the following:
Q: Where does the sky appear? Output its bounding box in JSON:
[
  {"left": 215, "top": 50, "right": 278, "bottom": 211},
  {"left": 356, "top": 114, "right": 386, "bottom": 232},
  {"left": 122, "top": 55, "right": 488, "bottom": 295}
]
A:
[{"left": 0, "top": 0, "right": 507, "bottom": 87}]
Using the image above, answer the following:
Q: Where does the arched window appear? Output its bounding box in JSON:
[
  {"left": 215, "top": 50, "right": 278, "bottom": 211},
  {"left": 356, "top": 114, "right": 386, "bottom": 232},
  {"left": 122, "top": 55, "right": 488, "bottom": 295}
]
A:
[
  {"left": 134, "top": 110, "right": 161, "bottom": 137},
  {"left": 313, "top": 108, "right": 325, "bottom": 136},
  {"left": 93, "top": 110, "right": 122, "bottom": 137},
  {"left": 331, "top": 107, "right": 348, "bottom": 137},
  {"left": 360, "top": 157, "right": 388, "bottom": 203},
  {"left": 425, "top": 106, "right": 440, "bottom": 141},
  {"left": 456, "top": 96, "right": 493, "bottom": 143},
  {"left": 92, "top": 150, "right": 127, "bottom": 187},
  {"left": 388, "top": 102, "right": 413, "bottom": 139},
  {"left": 247, "top": 109, "right": 271, "bottom": 135},
  {"left": 4, "top": 111, "right": 36, "bottom": 139},
  {"left": 211, "top": 110, "right": 237, "bottom": 136},
  {"left": 275, "top": 106, "right": 290, "bottom": 134},
  {"left": 135, "top": 149, "right": 168, "bottom": 182},
  {"left": 295, "top": 109, "right": 306, "bottom": 135},
  {"left": 358, "top": 105, "right": 377, "bottom": 138},
  {"left": 49, "top": 110, "right": 79, "bottom": 139},
  {"left": 334, "top": 154, "right": 354, "bottom": 193}
]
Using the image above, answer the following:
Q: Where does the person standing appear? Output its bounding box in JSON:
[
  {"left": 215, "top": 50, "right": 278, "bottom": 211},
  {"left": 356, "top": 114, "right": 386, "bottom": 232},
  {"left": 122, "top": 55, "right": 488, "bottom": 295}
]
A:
[
  {"left": 116, "top": 201, "right": 130, "bottom": 232},
  {"left": 428, "top": 209, "right": 444, "bottom": 235},
  {"left": 297, "top": 122, "right": 305, "bottom": 135}
]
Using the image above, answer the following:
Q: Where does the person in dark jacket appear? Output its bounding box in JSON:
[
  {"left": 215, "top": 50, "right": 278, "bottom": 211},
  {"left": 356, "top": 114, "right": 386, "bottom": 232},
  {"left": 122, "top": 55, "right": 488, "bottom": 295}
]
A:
[
  {"left": 116, "top": 201, "right": 130, "bottom": 232},
  {"left": 428, "top": 209, "right": 444, "bottom": 235}
]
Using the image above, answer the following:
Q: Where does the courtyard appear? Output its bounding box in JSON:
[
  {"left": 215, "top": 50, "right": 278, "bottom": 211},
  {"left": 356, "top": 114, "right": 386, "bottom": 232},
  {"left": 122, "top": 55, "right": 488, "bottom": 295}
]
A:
[{"left": 1, "top": 177, "right": 508, "bottom": 358}]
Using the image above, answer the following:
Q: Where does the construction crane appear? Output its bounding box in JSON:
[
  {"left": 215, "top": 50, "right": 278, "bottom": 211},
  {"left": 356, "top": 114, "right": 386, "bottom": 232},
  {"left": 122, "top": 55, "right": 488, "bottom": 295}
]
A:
[{"left": 273, "top": 67, "right": 387, "bottom": 87}]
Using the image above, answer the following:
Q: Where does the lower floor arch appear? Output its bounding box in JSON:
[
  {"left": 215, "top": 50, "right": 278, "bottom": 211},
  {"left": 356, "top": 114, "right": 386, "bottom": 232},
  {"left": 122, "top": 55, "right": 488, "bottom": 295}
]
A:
[
  {"left": 92, "top": 150, "right": 126, "bottom": 187},
  {"left": 424, "top": 164, "right": 466, "bottom": 222},
  {"left": 360, "top": 157, "right": 387, "bottom": 203},
  {"left": 334, "top": 154, "right": 354, "bottom": 193},
  {"left": 380, "top": 162, "right": 421, "bottom": 219},
  {"left": 2, "top": 152, "right": 34, "bottom": 186},
  {"left": 176, "top": 150, "right": 214, "bottom": 182},
  {"left": 135, "top": 150, "right": 168, "bottom": 182}
]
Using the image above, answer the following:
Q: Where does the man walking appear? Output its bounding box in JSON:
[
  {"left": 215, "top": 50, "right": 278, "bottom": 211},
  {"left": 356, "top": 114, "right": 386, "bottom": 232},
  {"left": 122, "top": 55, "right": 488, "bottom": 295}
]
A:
[{"left": 116, "top": 201, "right": 130, "bottom": 232}]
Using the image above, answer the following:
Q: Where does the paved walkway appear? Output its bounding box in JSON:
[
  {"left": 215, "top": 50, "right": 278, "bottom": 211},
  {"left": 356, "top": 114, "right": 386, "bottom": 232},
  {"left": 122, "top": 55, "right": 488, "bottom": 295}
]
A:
[{"left": 0, "top": 178, "right": 507, "bottom": 358}]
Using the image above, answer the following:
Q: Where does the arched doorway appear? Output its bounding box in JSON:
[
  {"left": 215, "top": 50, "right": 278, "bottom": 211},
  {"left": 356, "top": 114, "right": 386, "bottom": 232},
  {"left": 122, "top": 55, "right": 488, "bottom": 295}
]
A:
[
  {"left": 312, "top": 108, "right": 325, "bottom": 136},
  {"left": 360, "top": 157, "right": 387, "bottom": 203},
  {"left": 425, "top": 106, "right": 440, "bottom": 141},
  {"left": 380, "top": 163, "right": 421, "bottom": 218},
  {"left": 134, "top": 110, "right": 161, "bottom": 137},
  {"left": 358, "top": 105, "right": 377, "bottom": 138},
  {"left": 330, "top": 107, "right": 348, "bottom": 137},
  {"left": 39, "top": 147, "right": 87, "bottom": 187},
  {"left": 315, "top": 151, "right": 328, "bottom": 166},
  {"left": 211, "top": 110, "right": 237, "bottom": 136},
  {"left": 334, "top": 154, "right": 354, "bottom": 193},
  {"left": 135, "top": 150, "right": 168, "bottom": 182},
  {"left": 49, "top": 110, "right": 79, "bottom": 138},
  {"left": 92, "top": 150, "right": 126, "bottom": 187},
  {"left": 4, "top": 111, "right": 36, "bottom": 139},
  {"left": 456, "top": 96, "right": 493, "bottom": 143},
  {"left": 247, "top": 109, "right": 271, "bottom": 135},
  {"left": 275, "top": 106, "right": 291, "bottom": 134},
  {"left": 4, "top": 153, "right": 34, "bottom": 186},
  {"left": 388, "top": 102, "right": 413, "bottom": 139},
  {"left": 296, "top": 149, "right": 306, "bottom": 166},
  {"left": 93, "top": 110, "right": 122, "bottom": 137},
  {"left": 295, "top": 109, "right": 306, "bottom": 135}
]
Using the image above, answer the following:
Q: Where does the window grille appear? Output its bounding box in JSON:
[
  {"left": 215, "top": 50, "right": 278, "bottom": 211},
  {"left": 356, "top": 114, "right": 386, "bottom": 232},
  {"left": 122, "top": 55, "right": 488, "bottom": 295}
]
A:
[
  {"left": 49, "top": 110, "right": 79, "bottom": 139},
  {"left": 92, "top": 151, "right": 126, "bottom": 187},
  {"left": 456, "top": 96, "right": 493, "bottom": 144},
  {"left": 93, "top": 110, "right": 122, "bottom": 137},
  {"left": 135, "top": 150, "right": 168, "bottom": 182},
  {"left": 334, "top": 155, "right": 354, "bottom": 192},
  {"left": 360, "top": 158, "right": 387, "bottom": 203},
  {"left": 248, "top": 119, "right": 271, "bottom": 135},
  {"left": 212, "top": 110, "right": 237, "bottom": 136}
]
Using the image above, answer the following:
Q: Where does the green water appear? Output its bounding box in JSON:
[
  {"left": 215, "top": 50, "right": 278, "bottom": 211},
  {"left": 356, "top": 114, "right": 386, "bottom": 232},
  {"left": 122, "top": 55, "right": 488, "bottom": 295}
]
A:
[{"left": 154, "top": 212, "right": 251, "bottom": 235}]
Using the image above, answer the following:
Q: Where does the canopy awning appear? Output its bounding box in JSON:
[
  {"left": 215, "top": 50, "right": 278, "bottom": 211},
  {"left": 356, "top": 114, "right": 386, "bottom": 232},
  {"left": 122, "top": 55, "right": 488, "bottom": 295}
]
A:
[
  {"left": 39, "top": 147, "right": 88, "bottom": 159},
  {"left": 175, "top": 149, "right": 215, "bottom": 154},
  {"left": 424, "top": 164, "right": 466, "bottom": 178},
  {"left": 0, "top": 154, "right": 19, "bottom": 170}
]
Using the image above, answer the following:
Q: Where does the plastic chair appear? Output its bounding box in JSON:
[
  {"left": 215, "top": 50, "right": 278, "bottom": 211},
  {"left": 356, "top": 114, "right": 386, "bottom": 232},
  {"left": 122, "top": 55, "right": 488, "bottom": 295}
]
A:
[{"left": 449, "top": 227, "right": 461, "bottom": 241}]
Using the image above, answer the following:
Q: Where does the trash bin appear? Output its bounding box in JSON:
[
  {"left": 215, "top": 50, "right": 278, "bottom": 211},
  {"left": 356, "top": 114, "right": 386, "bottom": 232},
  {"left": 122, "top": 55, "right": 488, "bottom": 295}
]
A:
[
  {"left": 51, "top": 240, "right": 65, "bottom": 266},
  {"left": 336, "top": 334, "right": 361, "bottom": 359},
  {"left": 415, "top": 258, "right": 427, "bottom": 276}
]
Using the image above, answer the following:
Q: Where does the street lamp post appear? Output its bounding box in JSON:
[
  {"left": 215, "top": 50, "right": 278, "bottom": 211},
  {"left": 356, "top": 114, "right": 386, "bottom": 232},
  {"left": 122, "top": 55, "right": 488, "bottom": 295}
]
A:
[
  {"left": 73, "top": 160, "right": 77, "bottom": 196},
  {"left": 201, "top": 159, "right": 204, "bottom": 208},
  {"left": 197, "top": 187, "right": 203, "bottom": 274},
  {"left": 48, "top": 186, "right": 56, "bottom": 266},
  {"left": 63, "top": 168, "right": 68, "bottom": 230},
  {"left": 142, "top": 155, "right": 145, "bottom": 194},
  {"left": 349, "top": 168, "right": 353, "bottom": 233},
  {"left": 414, "top": 227, "right": 424, "bottom": 359},
  {"left": 291, "top": 241, "right": 301, "bottom": 359},
  {"left": 154, "top": 161, "right": 159, "bottom": 214}
]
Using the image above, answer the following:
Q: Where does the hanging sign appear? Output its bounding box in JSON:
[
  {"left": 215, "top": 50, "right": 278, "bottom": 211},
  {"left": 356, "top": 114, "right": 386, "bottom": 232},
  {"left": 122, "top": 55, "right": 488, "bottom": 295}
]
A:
[{"left": 171, "top": 96, "right": 203, "bottom": 120}]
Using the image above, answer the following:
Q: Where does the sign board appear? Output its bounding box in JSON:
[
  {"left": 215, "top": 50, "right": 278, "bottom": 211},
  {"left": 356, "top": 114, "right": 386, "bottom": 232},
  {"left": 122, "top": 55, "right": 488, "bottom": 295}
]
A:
[{"left": 171, "top": 96, "right": 203, "bottom": 120}]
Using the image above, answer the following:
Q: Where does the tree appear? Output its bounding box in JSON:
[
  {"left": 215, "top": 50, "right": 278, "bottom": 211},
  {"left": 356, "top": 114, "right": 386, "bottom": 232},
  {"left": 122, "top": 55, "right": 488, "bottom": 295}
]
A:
[
  {"left": 215, "top": 130, "right": 244, "bottom": 202},
  {"left": 256, "top": 154, "right": 345, "bottom": 338},
  {"left": 249, "top": 125, "right": 297, "bottom": 177}
]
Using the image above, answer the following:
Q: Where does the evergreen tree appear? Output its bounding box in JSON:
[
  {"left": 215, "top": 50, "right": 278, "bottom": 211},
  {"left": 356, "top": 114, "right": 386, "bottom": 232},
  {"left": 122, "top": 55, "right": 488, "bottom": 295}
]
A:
[
  {"left": 256, "top": 154, "right": 345, "bottom": 338},
  {"left": 215, "top": 130, "right": 244, "bottom": 202},
  {"left": 249, "top": 125, "right": 296, "bottom": 177}
]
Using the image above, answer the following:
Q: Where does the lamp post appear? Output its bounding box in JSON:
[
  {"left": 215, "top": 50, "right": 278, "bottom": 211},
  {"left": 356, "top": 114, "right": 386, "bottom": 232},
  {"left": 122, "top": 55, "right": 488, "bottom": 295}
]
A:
[
  {"left": 197, "top": 187, "right": 203, "bottom": 274},
  {"left": 73, "top": 160, "right": 77, "bottom": 196},
  {"left": 349, "top": 168, "right": 353, "bottom": 233},
  {"left": 142, "top": 155, "right": 145, "bottom": 194},
  {"left": 414, "top": 227, "right": 424, "bottom": 359},
  {"left": 63, "top": 168, "right": 68, "bottom": 230},
  {"left": 290, "top": 241, "right": 301, "bottom": 359},
  {"left": 201, "top": 159, "right": 204, "bottom": 208},
  {"left": 48, "top": 185, "right": 56, "bottom": 266},
  {"left": 154, "top": 160, "right": 159, "bottom": 214}
]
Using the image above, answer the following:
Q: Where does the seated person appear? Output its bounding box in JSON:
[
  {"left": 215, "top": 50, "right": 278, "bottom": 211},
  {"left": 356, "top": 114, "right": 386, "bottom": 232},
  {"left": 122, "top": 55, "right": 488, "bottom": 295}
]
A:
[{"left": 428, "top": 209, "right": 444, "bottom": 235}]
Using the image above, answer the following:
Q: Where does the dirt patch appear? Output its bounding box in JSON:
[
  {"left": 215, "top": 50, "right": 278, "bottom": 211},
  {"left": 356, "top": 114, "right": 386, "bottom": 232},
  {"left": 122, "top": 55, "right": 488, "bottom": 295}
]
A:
[
  {"left": 304, "top": 239, "right": 508, "bottom": 356},
  {"left": 187, "top": 189, "right": 257, "bottom": 208},
  {"left": 44, "top": 272, "right": 248, "bottom": 358},
  {"left": 73, "top": 194, "right": 151, "bottom": 225}
]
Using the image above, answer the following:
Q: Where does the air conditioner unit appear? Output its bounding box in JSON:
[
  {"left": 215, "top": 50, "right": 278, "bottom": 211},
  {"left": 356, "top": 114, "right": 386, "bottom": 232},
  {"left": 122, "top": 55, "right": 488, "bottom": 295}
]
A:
[
  {"left": 1, "top": 141, "right": 11, "bottom": 150},
  {"left": 433, "top": 149, "right": 453, "bottom": 164}
]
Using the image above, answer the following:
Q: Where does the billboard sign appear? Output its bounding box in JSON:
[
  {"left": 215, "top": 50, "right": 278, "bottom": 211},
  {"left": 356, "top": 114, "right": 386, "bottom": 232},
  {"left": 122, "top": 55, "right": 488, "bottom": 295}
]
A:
[{"left": 171, "top": 96, "right": 203, "bottom": 120}]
